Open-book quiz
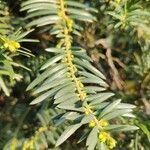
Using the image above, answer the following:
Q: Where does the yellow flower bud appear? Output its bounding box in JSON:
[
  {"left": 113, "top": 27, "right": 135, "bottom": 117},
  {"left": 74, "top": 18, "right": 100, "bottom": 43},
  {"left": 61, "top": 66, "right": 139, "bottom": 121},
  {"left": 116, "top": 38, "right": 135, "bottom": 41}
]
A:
[
  {"left": 62, "top": 58, "right": 68, "bottom": 63},
  {"left": 89, "top": 120, "right": 96, "bottom": 128},
  {"left": 71, "top": 54, "right": 74, "bottom": 59},
  {"left": 116, "top": 0, "right": 121, "bottom": 4},
  {"left": 79, "top": 82, "right": 84, "bottom": 88},
  {"left": 38, "top": 127, "right": 47, "bottom": 133},
  {"left": 67, "top": 72, "right": 71, "bottom": 78},
  {"left": 29, "top": 140, "right": 34, "bottom": 149},
  {"left": 13, "top": 42, "right": 20, "bottom": 49},
  {"left": 80, "top": 92, "right": 86, "bottom": 100},
  {"left": 99, "top": 119, "right": 108, "bottom": 128},
  {"left": 67, "top": 55, "right": 73, "bottom": 62},
  {"left": 23, "top": 140, "right": 30, "bottom": 150},
  {"left": 11, "top": 138, "right": 18, "bottom": 150},
  {"left": 99, "top": 132, "right": 110, "bottom": 143},
  {"left": 69, "top": 65, "right": 76, "bottom": 74},
  {"left": 99, "top": 132, "right": 117, "bottom": 149},
  {"left": 84, "top": 105, "right": 93, "bottom": 115},
  {"left": 3, "top": 39, "right": 20, "bottom": 52},
  {"left": 4, "top": 43, "right": 9, "bottom": 49},
  {"left": 9, "top": 45, "right": 16, "bottom": 52},
  {"left": 107, "top": 137, "right": 117, "bottom": 149},
  {"left": 66, "top": 18, "right": 73, "bottom": 31},
  {"left": 84, "top": 108, "right": 90, "bottom": 115}
]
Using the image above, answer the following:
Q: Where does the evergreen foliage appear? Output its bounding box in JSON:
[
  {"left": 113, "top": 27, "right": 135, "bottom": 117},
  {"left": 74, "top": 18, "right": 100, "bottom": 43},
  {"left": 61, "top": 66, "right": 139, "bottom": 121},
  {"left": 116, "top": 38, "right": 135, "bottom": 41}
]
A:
[{"left": 0, "top": 0, "right": 149, "bottom": 150}]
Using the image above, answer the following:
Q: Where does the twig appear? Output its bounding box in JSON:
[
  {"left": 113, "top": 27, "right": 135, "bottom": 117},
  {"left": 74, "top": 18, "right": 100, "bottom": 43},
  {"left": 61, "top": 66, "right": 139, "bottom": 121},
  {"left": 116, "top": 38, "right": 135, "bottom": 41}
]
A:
[
  {"left": 106, "top": 48, "right": 124, "bottom": 90},
  {"left": 96, "top": 39, "right": 124, "bottom": 90}
]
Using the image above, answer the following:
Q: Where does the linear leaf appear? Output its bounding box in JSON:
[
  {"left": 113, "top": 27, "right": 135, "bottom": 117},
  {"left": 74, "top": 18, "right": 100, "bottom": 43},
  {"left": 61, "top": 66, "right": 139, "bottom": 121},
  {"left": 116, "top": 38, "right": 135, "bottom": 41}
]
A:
[
  {"left": 54, "top": 93, "right": 77, "bottom": 104},
  {"left": 74, "top": 58, "right": 106, "bottom": 79},
  {"left": 40, "top": 54, "right": 64, "bottom": 70},
  {"left": 102, "top": 109, "right": 133, "bottom": 120},
  {"left": 45, "top": 48, "right": 62, "bottom": 53},
  {"left": 27, "top": 64, "right": 66, "bottom": 90},
  {"left": 99, "top": 99, "right": 121, "bottom": 117},
  {"left": 88, "top": 92, "right": 114, "bottom": 103},
  {"left": 54, "top": 83, "right": 75, "bottom": 99},
  {"left": 86, "top": 126, "right": 98, "bottom": 150},
  {"left": 104, "top": 125, "right": 139, "bottom": 132},
  {"left": 56, "top": 124, "right": 82, "bottom": 147},
  {"left": 0, "top": 76, "right": 10, "bottom": 96},
  {"left": 30, "top": 89, "right": 54, "bottom": 105},
  {"left": 33, "top": 77, "right": 69, "bottom": 94}
]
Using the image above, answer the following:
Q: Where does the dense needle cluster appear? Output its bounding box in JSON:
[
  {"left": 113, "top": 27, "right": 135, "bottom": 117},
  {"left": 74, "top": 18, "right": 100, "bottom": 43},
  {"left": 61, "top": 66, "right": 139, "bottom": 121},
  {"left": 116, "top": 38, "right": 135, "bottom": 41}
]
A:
[{"left": 56, "top": 1, "right": 118, "bottom": 148}]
